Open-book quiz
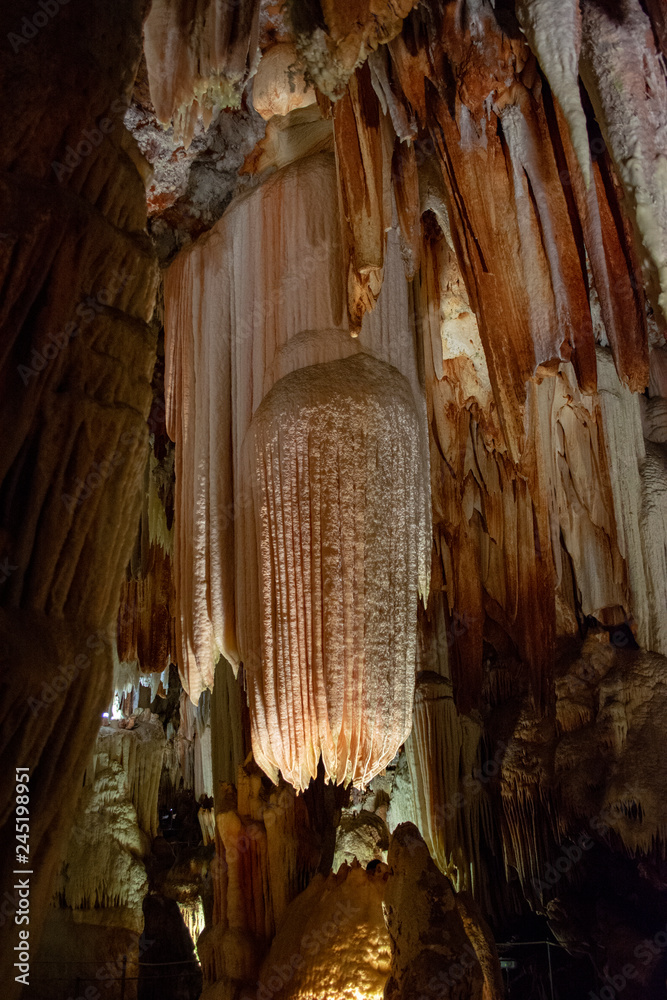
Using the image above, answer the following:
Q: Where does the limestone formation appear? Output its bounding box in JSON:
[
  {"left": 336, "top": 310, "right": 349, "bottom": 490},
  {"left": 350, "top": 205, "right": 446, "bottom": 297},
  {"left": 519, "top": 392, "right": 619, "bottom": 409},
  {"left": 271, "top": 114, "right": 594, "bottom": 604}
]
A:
[
  {"left": 165, "top": 135, "right": 430, "bottom": 790},
  {"left": 0, "top": 1, "right": 158, "bottom": 993},
  {"left": 254, "top": 862, "right": 392, "bottom": 1000},
  {"left": 144, "top": 0, "right": 261, "bottom": 144},
  {"left": 3, "top": 2, "right": 667, "bottom": 997},
  {"left": 382, "top": 824, "right": 502, "bottom": 1000}
]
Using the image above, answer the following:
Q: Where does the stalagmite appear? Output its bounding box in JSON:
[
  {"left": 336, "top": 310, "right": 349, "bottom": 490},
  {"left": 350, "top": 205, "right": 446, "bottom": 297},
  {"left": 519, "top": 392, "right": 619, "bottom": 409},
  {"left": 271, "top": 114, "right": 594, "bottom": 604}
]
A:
[
  {"left": 7, "top": 2, "right": 667, "bottom": 994},
  {"left": 255, "top": 863, "right": 391, "bottom": 1000},
  {"left": 382, "top": 824, "right": 500, "bottom": 1000},
  {"left": 211, "top": 656, "right": 246, "bottom": 790},
  {"left": 199, "top": 760, "right": 315, "bottom": 997}
]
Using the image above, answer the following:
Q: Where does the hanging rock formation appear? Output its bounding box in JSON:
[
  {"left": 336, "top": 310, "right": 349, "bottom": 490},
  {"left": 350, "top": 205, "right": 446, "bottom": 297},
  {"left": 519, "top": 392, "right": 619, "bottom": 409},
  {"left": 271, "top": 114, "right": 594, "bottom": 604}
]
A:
[
  {"left": 144, "top": 0, "right": 261, "bottom": 145},
  {"left": 3, "top": 0, "right": 667, "bottom": 996},
  {"left": 164, "top": 98, "right": 431, "bottom": 789}
]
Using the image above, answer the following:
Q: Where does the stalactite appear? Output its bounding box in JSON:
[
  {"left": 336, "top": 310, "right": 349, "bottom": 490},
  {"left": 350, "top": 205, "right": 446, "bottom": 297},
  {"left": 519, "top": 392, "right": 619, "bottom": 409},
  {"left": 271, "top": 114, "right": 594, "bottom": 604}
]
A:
[
  {"left": 580, "top": 0, "right": 667, "bottom": 328},
  {"left": 147, "top": 445, "right": 174, "bottom": 556},
  {"left": 238, "top": 353, "right": 430, "bottom": 790},
  {"left": 418, "top": 219, "right": 556, "bottom": 708},
  {"left": 500, "top": 711, "right": 560, "bottom": 903},
  {"left": 117, "top": 542, "right": 176, "bottom": 675},
  {"left": 404, "top": 672, "right": 493, "bottom": 910},
  {"left": 144, "top": 0, "right": 261, "bottom": 145},
  {"left": 56, "top": 721, "right": 165, "bottom": 912},
  {"left": 333, "top": 62, "right": 392, "bottom": 331},
  {"left": 178, "top": 689, "right": 214, "bottom": 800},
  {"left": 287, "top": 0, "right": 418, "bottom": 99},
  {"left": 505, "top": 636, "right": 667, "bottom": 898},
  {"left": 198, "top": 805, "right": 216, "bottom": 845},
  {"left": 533, "top": 360, "right": 629, "bottom": 621},
  {"left": 165, "top": 139, "right": 431, "bottom": 789},
  {"left": 515, "top": 0, "right": 590, "bottom": 185},
  {"left": 596, "top": 348, "right": 667, "bottom": 656}
]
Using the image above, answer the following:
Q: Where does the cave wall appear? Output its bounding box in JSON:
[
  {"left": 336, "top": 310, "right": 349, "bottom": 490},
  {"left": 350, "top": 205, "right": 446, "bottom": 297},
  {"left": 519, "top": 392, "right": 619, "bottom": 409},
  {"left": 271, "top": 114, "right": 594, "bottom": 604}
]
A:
[{"left": 0, "top": 1, "right": 158, "bottom": 995}]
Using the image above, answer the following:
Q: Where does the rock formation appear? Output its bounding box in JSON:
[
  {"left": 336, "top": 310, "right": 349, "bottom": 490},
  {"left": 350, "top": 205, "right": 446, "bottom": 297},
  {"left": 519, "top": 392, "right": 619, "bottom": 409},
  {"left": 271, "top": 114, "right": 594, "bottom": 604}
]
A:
[
  {"left": 164, "top": 121, "right": 431, "bottom": 789},
  {"left": 2, "top": 0, "right": 667, "bottom": 998}
]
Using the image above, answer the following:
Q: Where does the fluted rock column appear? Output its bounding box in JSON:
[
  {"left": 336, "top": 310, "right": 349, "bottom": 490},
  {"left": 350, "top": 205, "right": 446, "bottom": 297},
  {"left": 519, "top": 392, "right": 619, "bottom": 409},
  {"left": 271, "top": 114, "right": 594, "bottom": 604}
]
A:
[
  {"left": 0, "top": 0, "right": 158, "bottom": 992},
  {"left": 165, "top": 135, "right": 431, "bottom": 790}
]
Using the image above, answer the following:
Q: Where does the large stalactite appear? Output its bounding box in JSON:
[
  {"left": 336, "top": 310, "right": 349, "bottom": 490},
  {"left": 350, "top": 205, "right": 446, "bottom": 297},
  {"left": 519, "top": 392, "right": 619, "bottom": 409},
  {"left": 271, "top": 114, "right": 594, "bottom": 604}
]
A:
[{"left": 2, "top": 0, "right": 667, "bottom": 997}]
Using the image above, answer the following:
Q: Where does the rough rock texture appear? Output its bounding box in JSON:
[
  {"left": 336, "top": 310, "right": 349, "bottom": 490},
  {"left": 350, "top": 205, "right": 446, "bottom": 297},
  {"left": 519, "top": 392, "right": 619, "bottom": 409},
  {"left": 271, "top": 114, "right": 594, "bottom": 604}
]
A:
[
  {"left": 405, "top": 672, "right": 493, "bottom": 906},
  {"left": 287, "top": 0, "right": 419, "bottom": 99},
  {"left": 30, "top": 721, "right": 164, "bottom": 999},
  {"left": 333, "top": 809, "right": 390, "bottom": 871},
  {"left": 30, "top": 910, "right": 145, "bottom": 1000},
  {"left": 144, "top": 0, "right": 261, "bottom": 145},
  {"left": 56, "top": 721, "right": 165, "bottom": 911},
  {"left": 580, "top": 0, "right": 667, "bottom": 326},
  {"left": 500, "top": 632, "right": 667, "bottom": 991},
  {"left": 382, "top": 824, "right": 502, "bottom": 1000},
  {"left": 4, "top": 2, "right": 667, "bottom": 997},
  {"left": 198, "top": 760, "right": 317, "bottom": 999},
  {"left": 254, "top": 862, "right": 392, "bottom": 1000},
  {"left": 0, "top": 0, "right": 158, "bottom": 993},
  {"left": 252, "top": 42, "right": 317, "bottom": 120},
  {"left": 239, "top": 353, "right": 430, "bottom": 789}
]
